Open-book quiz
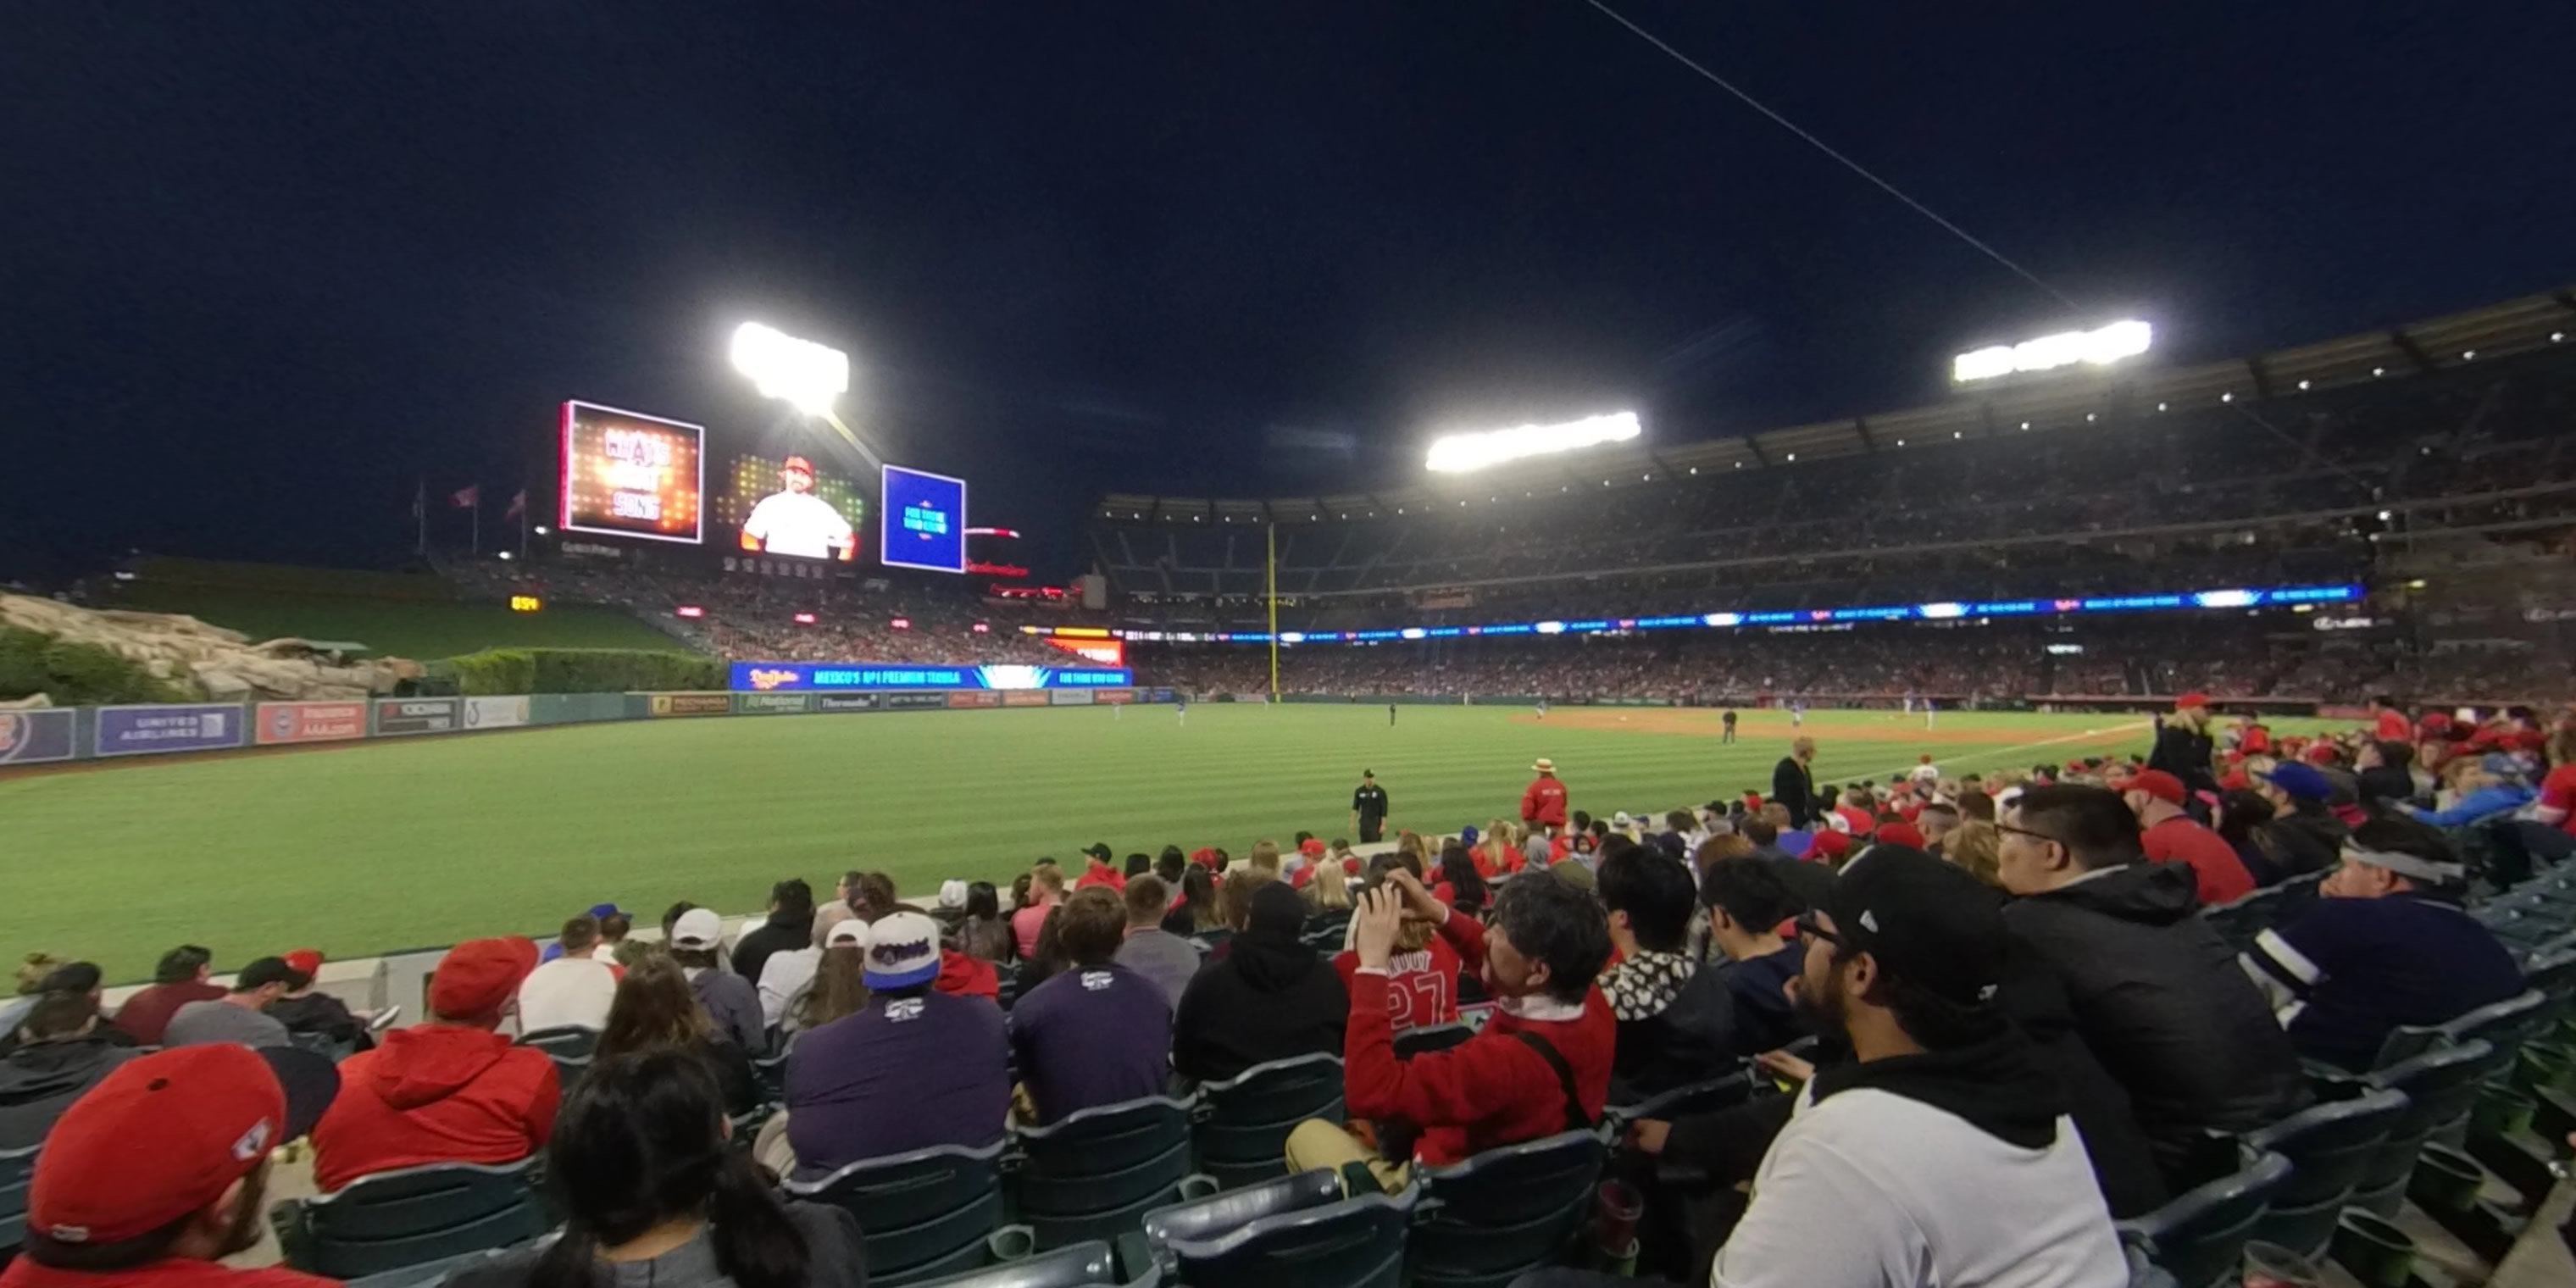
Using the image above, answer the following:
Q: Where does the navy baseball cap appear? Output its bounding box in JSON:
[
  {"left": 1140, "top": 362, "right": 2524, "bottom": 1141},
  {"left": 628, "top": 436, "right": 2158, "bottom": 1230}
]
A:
[{"left": 2258, "top": 762, "right": 2334, "bottom": 802}]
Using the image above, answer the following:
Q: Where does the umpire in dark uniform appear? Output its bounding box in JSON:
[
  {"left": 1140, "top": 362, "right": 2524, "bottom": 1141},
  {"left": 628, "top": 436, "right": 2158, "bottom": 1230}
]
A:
[{"left": 1351, "top": 769, "right": 1391, "bottom": 844}]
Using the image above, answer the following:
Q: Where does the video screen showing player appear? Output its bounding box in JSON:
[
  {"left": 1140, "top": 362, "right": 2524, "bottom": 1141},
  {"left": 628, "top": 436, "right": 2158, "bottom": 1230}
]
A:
[{"left": 719, "top": 454, "right": 865, "bottom": 562}]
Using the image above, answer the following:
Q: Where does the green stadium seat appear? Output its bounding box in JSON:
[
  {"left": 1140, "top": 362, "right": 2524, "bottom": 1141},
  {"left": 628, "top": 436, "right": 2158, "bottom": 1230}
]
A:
[
  {"left": 2115, "top": 1151, "right": 2292, "bottom": 1288},
  {"left": 1603, "top": 1066, "right": 1759, "bottom": 1133},
  {"left": 516, "top": 1024, "right": 598, "bottom": 1086},
  {"left": 1, "top": 1144, "right": 36, "bottom": 1262},
  {"left": 1194, "top": 1053, "right": 1345, "bottom": 1190},
  {"left": 2239, "top": 1089, "right": 2410, "bottom": 1259},
  {"left": 1408, "top": 1129, "right": 1607, "bottom": 1288},
  {"left": 2351, "top": 1040, "right": 2495, "bottom": 1214},
  {"left": 783, "top": 1141, "right": 1009, "bottom": 1286},
  {"left": 1012, "top": 1094, "right": 1204, "bottom": 1249},
  {"left": 908, "top": 1240, "right": 1119, "bottom": 1288},
  {"left": 270, "top": 1158, "right": 547, "bottom": 1279},
  {"left": 1158, "top": 1183, "right": 1415, "bottom": 1288}
]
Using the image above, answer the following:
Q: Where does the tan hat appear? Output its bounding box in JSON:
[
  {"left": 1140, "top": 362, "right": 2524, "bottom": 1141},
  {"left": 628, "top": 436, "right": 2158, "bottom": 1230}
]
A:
[{"left": 1532, "top": 758, "right": 1557, "bottom": 774}]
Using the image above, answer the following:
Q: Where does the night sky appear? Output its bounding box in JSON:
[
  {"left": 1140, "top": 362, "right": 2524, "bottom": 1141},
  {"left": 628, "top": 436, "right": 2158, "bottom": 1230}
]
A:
[{"left": 4, "top": 3, "right": 2570, "bottom": 581}]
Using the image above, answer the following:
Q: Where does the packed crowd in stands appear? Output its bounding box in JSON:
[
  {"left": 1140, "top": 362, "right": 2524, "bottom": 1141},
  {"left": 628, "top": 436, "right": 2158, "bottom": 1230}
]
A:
[{"left": 8, "top": 693, "right": 2575, "bottom": 1287}]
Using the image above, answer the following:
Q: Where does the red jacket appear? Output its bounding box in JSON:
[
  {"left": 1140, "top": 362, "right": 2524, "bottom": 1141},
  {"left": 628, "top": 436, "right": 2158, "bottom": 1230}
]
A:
[
  {"left": 1342, "top": 910, "right": 1612, "bottom": 1165},
  {"left": 1075, "top": 861, "right": 1127, "bottom": 892},
  {"left": 2142, "top": 815, "right": 2256, "bottom": 906},
  {"left": 1334, "top": 937, "right": 1463, "bottom": 1033},
  {"left": 1520, "top": 776, "right": 1568, "bottom": 827},
  {"left": 935, "top": 948, "right": 1000, "bottom": 1001},
  {"left": 112, "top": 980, "right": 226, "bottom": 1046},
  {"left": 311, "top": 1024, "right": 560, "bottom": 1192}
]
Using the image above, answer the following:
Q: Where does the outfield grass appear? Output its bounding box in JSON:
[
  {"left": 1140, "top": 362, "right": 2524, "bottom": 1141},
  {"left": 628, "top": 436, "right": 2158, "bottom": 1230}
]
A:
[
  {"left": 6, "top": 704, "right": 2229, "bottom": 981},
  {"left": 110, "top": 586, "right": 691, "bottom": 659}
]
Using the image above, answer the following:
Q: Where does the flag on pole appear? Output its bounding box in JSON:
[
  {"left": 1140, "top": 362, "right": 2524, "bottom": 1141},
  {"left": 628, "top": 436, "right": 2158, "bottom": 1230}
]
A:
[
  {"left": 452, "top": 484, "right": 481, "bottom": 508},
  {"left": 502, "top": 488, "right": 526, "bottom": 519}
]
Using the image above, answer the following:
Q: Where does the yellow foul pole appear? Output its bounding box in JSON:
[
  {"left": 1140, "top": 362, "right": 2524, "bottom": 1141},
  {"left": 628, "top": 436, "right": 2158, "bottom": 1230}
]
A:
[{"left": 1267, "top": 520, "right": 1280, "bottom": 702}]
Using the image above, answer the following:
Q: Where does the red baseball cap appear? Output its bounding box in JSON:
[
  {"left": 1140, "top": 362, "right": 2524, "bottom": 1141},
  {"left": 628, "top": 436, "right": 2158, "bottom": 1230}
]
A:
[
  {"left": 429, "top": 937, "right": 540, "bottom": 1021},
  {"left": 1299, "top": 838, "right": 1327, "bottom": 858},
  {"left": 2418, "top": 712, "right": 2453, "bottom": 731},
  {"left": 2176, "top": 692, "right": 2210, "bottom": 709},
  {"left": 30, "top": 1045, "right": 337, "bottom": 1246},
  {"left": 1874, "top": 821, "right": 1926, "bottom": 850},
  {"left": 2303, "top": 742, "right": 2340, "bottom": 765},
  {"left": 780, "top": 455, "right": 815, "bottom": 476},
  {"left": 2126, "top": 769, "right": 2188, "bottom": 804},
  {"left": 1807, "top": 830, "right": 1852, "bottom": 862},
  {"left": 282, "top": 948, "right": 325, "bottom": 980}
]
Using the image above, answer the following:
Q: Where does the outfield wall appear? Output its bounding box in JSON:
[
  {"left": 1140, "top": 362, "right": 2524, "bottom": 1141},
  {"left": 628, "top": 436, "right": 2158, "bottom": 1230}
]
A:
[{"left": 0, "top": 687, "right": 1174, "bottom": 769}]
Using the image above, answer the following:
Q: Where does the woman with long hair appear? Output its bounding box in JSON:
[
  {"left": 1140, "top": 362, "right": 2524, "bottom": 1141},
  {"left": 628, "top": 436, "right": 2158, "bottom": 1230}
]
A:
[
  {"left": 1161, "top": 865, "right": 1223, "bottom": 935},
  {"left": 958, "top": 882, "right": 1013, "bottom": 963},
  {"left": 595, "top": 956, "right": 758, "bottom": 1116},
  {"left": 1435, "top": 841, "right": 1487, "bottom": 917},
  {"left": 786, "top": 945, "right": 869, "bottom": 1043},
  {"left": 1393, "top": 830, "right": 1430, "bottom": 880},
  {"left": 1939, "top": 820, "right": 2004, "bottom": 888},
  {"left": 1303, "top": 859, "right": 1353, "bottom": 912},
  {"left": 449, "top": 1050, "right": 863, "bottom": 1288}
]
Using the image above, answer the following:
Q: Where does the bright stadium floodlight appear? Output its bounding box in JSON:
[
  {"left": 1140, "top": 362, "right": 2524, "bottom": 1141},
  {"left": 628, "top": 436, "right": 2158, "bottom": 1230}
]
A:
[
  {"left": 1424, "top": 411, "right": 1641, "bottom": 474},
  {"left": 1952, "top": 319, "right": 2152, "bottom": 383},
  {"left": 730, "top": 322, "right": 849, "bottom": 416}
]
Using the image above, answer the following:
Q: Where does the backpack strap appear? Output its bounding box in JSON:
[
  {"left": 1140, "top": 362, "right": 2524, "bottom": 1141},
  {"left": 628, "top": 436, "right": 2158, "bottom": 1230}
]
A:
[{"left": 1511, "top": 1030, "right": 1594, "bottom": 1134}]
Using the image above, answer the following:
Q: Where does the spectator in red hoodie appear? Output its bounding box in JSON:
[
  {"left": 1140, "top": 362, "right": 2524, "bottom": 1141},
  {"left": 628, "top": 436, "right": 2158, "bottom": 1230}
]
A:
[
  {"left": 2368, "top": 695, "right": 2413, "bottom": 744},
  {"left": 1287, "top": 867, "right": 1612, "bottom": 1190},
  {"left": 1074, "top": 844, "right": 1127, "bottom": 892},
  {"left": 2122, "top": 769, "right": 2255, "bottom": 906},
  {"left": 309, "top": 937, "right": 560, "bottom": 1192},
  {"left": 1521, "top": 758, "right": 1569, "bottom": 831},
  {"left": 109, "top": 947, "right": 225, "bottom": 1046}
]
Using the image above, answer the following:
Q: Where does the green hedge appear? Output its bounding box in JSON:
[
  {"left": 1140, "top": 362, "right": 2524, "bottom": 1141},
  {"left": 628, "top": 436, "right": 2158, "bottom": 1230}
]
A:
[
  {"left": 0, "top": 626, "right": 194, "bottom": 706},
  {"left": 442, "top": 647, "right": 722, "bottom": 695}
]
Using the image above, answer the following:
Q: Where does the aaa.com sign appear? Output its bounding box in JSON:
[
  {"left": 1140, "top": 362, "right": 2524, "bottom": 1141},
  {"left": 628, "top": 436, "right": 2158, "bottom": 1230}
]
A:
[
  {"left": 95, "top": 704, "right": 248, "bottom": 758},
  {"left": 257, "top": 701, "right": 367, "bottom": 745},
  {"left": 0, "top": 709, "right": 77, "bottom": 766}
]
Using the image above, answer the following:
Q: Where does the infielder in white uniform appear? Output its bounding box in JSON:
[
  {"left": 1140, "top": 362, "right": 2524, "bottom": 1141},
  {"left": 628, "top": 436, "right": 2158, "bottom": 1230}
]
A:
[{"left": 740, "top": 456, "right": 855, "bottom": 560}]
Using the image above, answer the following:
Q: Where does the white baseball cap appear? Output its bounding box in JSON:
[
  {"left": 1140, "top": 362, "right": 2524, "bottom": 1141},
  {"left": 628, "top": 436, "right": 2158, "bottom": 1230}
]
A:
[
  {"left": 824, "top": 919, "right": 869, "bottom": 948},
  {"left": 863, "top": 911, "right": 941, "bottom": 990},
  {"left": 670, "top": 908, "right": 724, "bottom": 951}
]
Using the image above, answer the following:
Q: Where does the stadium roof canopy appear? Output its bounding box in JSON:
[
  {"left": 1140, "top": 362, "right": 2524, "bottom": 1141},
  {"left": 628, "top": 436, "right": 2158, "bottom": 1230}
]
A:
[{"left": 1096, "top": 287, "right": 2576, "bottom": 524}]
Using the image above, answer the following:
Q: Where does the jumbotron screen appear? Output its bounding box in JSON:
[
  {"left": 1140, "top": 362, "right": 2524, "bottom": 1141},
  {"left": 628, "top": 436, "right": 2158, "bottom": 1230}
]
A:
[
  {"left": 715, "top": 454, "right": 866, "bottom": 563},
  {"left": 558, "top": 401, "right": 705, "bottom": 544},
  {"left": 882, "top": 464, "right": 967, "bottom": 574}
]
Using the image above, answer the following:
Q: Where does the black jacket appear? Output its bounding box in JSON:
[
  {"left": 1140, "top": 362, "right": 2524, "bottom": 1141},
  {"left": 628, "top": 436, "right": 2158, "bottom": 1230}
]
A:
[
  {"left": 2146, "top": 720, "right": 2218, "bottom": 797},
  {"left": 1998, "top": 946, "right": 2169, "bottom": 1218},
  {"left": 0, "top": 1035, "right": 139, "bottom": 1149},
  {"left": 1173, "top": 888, "right": 1347, "bottom": 1083},
  {"left": 733, "top": 909, "right": 816, "bottom": 989},
  {"left": 2004, "top": 863, "right": 2301, "bottom": 1177},
  {"left": 1771, "top": 757, "right": 1817, "bottom": 828},
  {"left": 270, "top": 991, "right": 373, "bottom": 1052}
]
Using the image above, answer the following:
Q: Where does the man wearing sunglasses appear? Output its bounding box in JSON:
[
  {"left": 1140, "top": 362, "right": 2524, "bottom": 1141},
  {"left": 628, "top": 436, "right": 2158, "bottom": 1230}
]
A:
[
  {"left": 1708, "top": 848, "right": 2126, "bottom": 1288},
  {"left": 1996, "top": 785, "right": 2301, "bottom": 1181}
]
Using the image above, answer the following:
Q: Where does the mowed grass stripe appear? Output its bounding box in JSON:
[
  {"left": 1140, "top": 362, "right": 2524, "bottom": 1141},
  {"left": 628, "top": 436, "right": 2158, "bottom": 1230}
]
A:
[{"left": 3, "top": 706, "right": 2158, "bottom": 980}]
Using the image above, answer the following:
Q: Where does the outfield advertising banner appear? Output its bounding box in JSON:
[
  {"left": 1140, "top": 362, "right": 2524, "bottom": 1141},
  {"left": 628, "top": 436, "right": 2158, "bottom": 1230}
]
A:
[
  {"left": 1095, "top": 689, "right": 1135, "bottom": 705},
  {"left": 648, "top": 693, "right": 733, "bottom": 717},
  {"left": 375, "top": 697, "right": 462, "bottom": 736},
  {"left": 816, "top": 694, "right": 884, "bottom": 713},
  {"left": 736, "top": 693, "right": 813, "bottom": 715},
  {"left": 1001, "top": 691, "right": 1051, "bottom": 708},
  {"left": 947, "top": 691, "right": 1001, "bottom": 709},
  {"left": 0, "top": 709, "right": 77, "bottom": 765},
  {"left": 463, "top": 696, "right": 531, "bottom": 730},
  {"left": 96, "top": 704, "right": 247, "bottom": 757},
  {"left": 256, "top": 701, "right": 367, "bottom": 745},
  {"left": 1048, "top": 690, "right": 1095, "bottom": 706},
  {"left": 884, "top": 692, "right": 948, "bottom": 710},
  {"left": 730, "top": 662, "right": 1133, "bottom": 692}
]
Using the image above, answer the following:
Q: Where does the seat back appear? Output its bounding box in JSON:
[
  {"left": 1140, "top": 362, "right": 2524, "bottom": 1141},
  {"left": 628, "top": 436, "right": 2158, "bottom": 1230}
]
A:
[
  {"left": 2201, "top": 887, "right": 2282, "bottom": 952},
  {"left": 517, "top": 1025, "right": 599, "bottom": 1086},
  {"left": 277, "top": 1159, "right": 547, "bottom": 1279},
  {"left": 1393, "top": 1024, "right": 1475, "bottom": 1059},
  {"left": 1013, "top": 1095, "right": 1197, "bottom": 1248},
  {"left": 1196, "top": 1054, "right": 1345, "bottom": 1189},
  {"left": 908, "top": 1240, "right": 1118, "bottom": 1288},
  {"left": 1168, "top": 1185, "right": 1415, "bottom": 1288},
  {"left": 784, "top": 1141, "right": 1008, "bottom": 1286},
  {"left": 291, "top": 1030, "right": 358, "bottom": 1063},
  {"left": 2522, "top": 946, "right": 2576, "bottom": 1000},
  {"left": 1604, "top": 1068, "right": 1758, "bottom": 1130},
  {"left": 1142, "top": 1169, "right": 1344, "bottom": 1250},
  {"left": 2359, "top": 1040, "right": 2494, "bottom": 1194},
  {"left": 1411, "top": 1130, "right": 1607, "bottom": 1288},
  {"left": 0, "top": 1145, "right": 36, "bottom": 1257},
  {"left": 2116, "top": 1152, "right": 2292, "bottom": 1288},
  {"left": 2437, "top": 989, "right": 2551, "bottom": 1050},
  {"left": 2239, "top": 1090, "right": 2408, "bottom": 1257}
]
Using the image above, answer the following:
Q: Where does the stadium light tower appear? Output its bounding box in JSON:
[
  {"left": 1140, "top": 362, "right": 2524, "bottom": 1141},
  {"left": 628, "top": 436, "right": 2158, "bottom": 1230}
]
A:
[
  {"left": 1424, "top": 411, "right": 1641, "bottom": 474},
  {"left": 1951, "top": 319, "right": 2152, "bottom": 384},
  {"left": 730, "top": 321, "right": 876, "bottom": 465}
]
